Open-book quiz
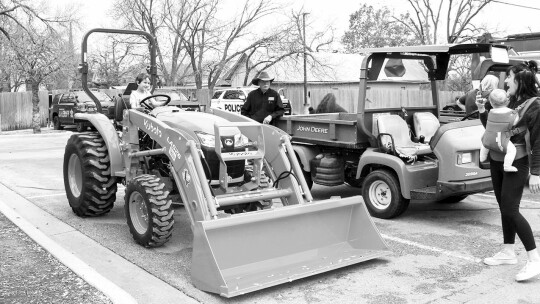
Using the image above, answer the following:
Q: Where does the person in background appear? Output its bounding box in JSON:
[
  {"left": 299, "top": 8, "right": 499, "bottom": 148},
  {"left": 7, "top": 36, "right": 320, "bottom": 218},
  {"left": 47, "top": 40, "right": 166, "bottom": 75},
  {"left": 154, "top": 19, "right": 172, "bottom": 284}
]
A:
[
  {"left": 315, "top": 93, "right": 348, "bottom": 114},
  {"left": 241, "top": 71, "right": 285, "bottom": 124},
  {"left": 478, "top": 61, "right": 540, "bottom": 282},
  {"left": 315, "top": 93, "right": 347, "bottom": 114},
  {"left": 458, "top": 74, "right": 499, "bottom": 115}
]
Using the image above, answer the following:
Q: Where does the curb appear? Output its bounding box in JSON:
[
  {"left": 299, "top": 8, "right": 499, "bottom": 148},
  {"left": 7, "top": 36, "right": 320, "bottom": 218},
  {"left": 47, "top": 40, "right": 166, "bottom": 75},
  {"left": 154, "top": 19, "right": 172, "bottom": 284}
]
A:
[
  {"left": 0, "top": 198, "right": 137, "bottom": 304},
  {"left": 0, "top": 182, "right": 199, "bottom": 304}
]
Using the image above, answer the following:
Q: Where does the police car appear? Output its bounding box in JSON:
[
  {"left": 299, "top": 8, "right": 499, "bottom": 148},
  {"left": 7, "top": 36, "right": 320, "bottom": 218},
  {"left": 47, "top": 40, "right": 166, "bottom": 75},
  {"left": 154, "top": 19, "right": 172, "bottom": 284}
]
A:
[{"left": 210, "top": 87, "right": 292, "bottom": 115}]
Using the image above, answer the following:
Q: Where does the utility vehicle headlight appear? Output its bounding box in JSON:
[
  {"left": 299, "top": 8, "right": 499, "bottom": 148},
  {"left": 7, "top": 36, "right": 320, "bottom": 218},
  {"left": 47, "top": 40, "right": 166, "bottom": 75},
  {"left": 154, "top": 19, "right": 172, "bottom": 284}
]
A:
[
  {"left": 195, "top": 132, "right": 216, "bottom": 148},
  {"left": 457, "top": 152, "right": 472, "bottom": 165}
]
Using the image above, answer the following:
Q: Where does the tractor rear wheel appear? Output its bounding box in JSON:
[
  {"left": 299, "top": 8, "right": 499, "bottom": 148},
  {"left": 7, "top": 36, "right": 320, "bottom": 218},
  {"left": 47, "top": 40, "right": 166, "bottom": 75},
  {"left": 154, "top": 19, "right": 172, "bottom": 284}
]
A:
[
  {"left": 63, "top": 133, "right": 117, "bottom": 217},
  {"left": 125, "top": 174, "right": 174, "bottom": 247},
  {"left": 362, "top": 169, "right": 410, "bottom": 219}
]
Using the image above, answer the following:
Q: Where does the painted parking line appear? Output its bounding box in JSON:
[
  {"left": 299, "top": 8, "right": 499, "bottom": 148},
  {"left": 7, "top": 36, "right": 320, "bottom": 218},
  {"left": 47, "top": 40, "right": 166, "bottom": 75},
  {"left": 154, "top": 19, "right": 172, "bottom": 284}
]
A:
[
  {"left": 381, "top": 233, "right": 482, "bottom": 263},
  {"left": 473, "top": 193, "right": 540, "bottom": 205},
  {"left": 27, "top": 193, "right": 66, "bottom": 199}
]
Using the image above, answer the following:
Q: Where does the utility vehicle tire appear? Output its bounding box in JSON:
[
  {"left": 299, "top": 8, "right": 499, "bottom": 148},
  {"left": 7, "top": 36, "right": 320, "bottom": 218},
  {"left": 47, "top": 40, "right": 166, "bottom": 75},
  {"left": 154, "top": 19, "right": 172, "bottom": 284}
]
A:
[
  {"left": 64, "top": 133, "right": 117, "bottom": 217},
  {"left": 362, "top": 169, "right": 410, "bottom": 219},
  {"left": 438, "top": 194, "right": 468, "bottom": 204},
  {"left": 53, "top": 116, "right": 63, "bottom": 130},
  {"left": 76, "top": 122, "right": 87, "bottom": 132},
  {"left": 125, "top": 174, "right": 174, "bottom": 247}
]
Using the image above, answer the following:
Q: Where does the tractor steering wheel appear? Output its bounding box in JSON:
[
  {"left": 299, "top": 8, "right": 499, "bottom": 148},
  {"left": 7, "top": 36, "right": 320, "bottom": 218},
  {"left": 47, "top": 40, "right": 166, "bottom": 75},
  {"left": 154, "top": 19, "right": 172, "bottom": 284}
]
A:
[
  {"left": 140, "top": 94, "right": 171, "bottom": 110},
  {"left": 461, "top": 110, "right": 479, "bottom": 121}
]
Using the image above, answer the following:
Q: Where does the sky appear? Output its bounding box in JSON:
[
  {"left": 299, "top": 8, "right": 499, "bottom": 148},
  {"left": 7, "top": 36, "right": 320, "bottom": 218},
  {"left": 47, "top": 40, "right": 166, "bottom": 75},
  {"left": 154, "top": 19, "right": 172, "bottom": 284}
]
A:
[{"left": 50, "top": 0, "right": 540, "bottom": 47}]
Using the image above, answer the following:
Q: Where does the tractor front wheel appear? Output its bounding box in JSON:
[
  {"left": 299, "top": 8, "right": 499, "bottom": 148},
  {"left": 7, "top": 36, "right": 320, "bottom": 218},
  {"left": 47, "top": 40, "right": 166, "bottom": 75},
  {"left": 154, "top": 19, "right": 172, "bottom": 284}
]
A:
[
  {"left": 125, "top": 174, "right": 174, "bottom": 247},
  {"left": 362, "top": 169, "right": 409, "bottom": 219},
  {"left": 63, "top": 133, "right": 117, "bottom": 217}
]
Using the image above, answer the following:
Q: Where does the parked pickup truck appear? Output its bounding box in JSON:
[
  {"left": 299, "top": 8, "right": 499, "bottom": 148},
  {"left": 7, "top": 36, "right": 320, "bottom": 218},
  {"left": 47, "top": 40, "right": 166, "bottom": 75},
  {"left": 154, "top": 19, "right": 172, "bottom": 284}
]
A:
[{"left": 274, "top": 44, "right": 520, "bottom": 219}]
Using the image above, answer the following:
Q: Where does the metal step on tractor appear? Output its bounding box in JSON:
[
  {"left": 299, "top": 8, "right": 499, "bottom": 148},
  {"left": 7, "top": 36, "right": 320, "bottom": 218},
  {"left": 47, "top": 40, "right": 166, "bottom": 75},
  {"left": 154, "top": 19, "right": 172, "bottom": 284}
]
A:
[{"left": 62, "top": 28, "right": 391, "bottom": 297}]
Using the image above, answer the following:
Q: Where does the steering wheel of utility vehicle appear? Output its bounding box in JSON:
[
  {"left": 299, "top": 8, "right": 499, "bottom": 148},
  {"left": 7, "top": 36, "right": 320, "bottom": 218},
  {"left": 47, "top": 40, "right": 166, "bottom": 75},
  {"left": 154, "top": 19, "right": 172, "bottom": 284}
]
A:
[
  {"left": 461, "top": 110, "right": 479, "bottom": 121},
  {"left": 140, "top": 94, "right": 171, "bottom": 110}
]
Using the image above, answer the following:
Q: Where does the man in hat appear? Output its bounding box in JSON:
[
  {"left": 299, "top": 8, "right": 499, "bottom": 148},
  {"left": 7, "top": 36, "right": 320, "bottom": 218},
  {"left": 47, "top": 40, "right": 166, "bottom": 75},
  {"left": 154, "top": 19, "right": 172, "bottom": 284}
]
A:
[{"left": 241, "top": 71, "right": 285, "bottom": 124}]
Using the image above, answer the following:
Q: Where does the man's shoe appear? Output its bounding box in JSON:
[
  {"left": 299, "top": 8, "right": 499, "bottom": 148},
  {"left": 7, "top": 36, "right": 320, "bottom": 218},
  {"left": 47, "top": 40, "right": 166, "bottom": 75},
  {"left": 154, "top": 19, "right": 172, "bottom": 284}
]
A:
[
  {"left": 516, "top": 260, "right": 540, "bottom": 281},
  {"left": 483, "top": 251, "right": 518, "bottom": 266}
]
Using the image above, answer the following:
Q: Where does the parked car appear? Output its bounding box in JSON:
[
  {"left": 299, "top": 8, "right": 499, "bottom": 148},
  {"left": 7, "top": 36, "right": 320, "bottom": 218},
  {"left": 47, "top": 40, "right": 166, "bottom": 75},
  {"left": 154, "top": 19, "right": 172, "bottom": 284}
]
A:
[
  {"left": 49, "top": 90, "right": 113, "bottom": 132},
  {"left": 210, "top": 87, "right": 292, "bottom": 115}
]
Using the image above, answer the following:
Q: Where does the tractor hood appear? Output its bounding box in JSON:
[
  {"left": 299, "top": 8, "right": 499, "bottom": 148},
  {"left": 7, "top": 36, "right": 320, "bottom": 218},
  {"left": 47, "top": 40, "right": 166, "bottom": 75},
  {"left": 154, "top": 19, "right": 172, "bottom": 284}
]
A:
[{"left": 152, "top": 107, "right": 239, "bottom": 137}]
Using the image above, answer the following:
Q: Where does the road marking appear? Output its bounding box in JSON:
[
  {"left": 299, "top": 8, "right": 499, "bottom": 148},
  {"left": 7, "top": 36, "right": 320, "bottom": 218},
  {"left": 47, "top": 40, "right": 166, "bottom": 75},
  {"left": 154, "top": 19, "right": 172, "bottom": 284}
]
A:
[
  {"left": 473, "top": 193, "right": 540, "bottom": 205},
  {"left": 27, "top": 193, "right": 66, "bottom": 199},
  {"left": 381, "top": 233, "right": 482, "bottom": 263}
]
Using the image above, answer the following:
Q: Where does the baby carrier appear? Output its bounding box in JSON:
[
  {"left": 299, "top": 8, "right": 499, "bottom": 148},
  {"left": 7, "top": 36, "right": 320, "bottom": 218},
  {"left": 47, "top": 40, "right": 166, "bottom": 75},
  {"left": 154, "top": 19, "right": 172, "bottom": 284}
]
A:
[{"left": 482, "top": 97, "right": 538, "bottom": 160}]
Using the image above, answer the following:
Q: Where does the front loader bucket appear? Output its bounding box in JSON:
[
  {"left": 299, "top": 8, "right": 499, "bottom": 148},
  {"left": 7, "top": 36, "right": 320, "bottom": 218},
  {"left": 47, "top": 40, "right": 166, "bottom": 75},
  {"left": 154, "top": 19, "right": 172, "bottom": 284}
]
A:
[{"left": 191, "top": 196, "right": 390, "bottom": 297}]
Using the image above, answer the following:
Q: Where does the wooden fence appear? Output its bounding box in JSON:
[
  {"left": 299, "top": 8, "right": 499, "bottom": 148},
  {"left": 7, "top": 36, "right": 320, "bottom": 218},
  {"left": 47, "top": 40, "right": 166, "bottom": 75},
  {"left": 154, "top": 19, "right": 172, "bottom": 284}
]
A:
[
  {"left": 284, "top": 88, "right": 464, "bottom": 114},
  {"left": 0, "top": 91, "right": 49, "bottom": 131},
  {"left": 0, "top": 87, "right": 464, "bottom": 131}
]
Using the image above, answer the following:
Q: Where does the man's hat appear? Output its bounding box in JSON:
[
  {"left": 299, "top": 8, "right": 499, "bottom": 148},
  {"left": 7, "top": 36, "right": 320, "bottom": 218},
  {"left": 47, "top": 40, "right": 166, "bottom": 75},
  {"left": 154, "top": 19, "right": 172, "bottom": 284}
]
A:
[{"left": 251, "top": 71, "right": 274, "bottom": 86}]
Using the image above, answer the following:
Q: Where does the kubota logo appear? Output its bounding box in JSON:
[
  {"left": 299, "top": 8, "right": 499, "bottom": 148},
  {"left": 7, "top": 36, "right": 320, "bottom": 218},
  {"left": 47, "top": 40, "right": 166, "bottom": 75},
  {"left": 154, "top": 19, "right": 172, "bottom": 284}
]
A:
[{"left": 224, "top": 139, "right": 233, "bottom": 146}]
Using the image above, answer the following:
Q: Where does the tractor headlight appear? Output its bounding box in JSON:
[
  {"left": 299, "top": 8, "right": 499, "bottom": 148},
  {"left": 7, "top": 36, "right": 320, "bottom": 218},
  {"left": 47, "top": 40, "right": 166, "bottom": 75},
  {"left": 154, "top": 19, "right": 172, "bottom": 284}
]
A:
[
  {"left": 195, "top": 132, "right": 216, "bottom": 148},
  {"left": 234, "top": 133, "right": 251, "bottom": 148},
  {"left": 457, "top": 152, "right": 473, "bottom": 165}
]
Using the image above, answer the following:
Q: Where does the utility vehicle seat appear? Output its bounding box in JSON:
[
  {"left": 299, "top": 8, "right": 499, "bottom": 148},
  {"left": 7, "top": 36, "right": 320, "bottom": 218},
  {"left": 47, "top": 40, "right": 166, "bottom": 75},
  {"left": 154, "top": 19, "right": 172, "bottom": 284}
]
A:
[
  {"left": 413, "top": 112, "right": 440, "bottom": 143},
  {"left": 377, "top": 115, "right": 432, "bottom": 157}
]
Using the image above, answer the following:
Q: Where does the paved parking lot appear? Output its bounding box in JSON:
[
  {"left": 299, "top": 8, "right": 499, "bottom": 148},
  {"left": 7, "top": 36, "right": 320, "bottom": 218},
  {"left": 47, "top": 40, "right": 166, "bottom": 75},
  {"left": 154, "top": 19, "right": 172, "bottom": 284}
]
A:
[{"left": 1, "top": 131, "right": 540, "bottom": 303}]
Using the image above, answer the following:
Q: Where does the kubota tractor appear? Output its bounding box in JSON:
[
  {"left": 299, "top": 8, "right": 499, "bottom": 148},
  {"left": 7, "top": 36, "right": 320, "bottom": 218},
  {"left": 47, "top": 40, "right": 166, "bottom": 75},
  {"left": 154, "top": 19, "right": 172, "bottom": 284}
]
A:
[{"left": 63, "top": 28, "right": 390, "bottom": 297}]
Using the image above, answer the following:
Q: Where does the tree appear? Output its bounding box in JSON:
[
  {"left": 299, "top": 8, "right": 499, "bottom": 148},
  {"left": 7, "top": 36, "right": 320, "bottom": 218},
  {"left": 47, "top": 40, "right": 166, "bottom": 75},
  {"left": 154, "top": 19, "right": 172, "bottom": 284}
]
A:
[
  {"left": 398, "top": 0, "right": 493, "bottom": 44},
  {"left": 183, "top": 0, "right": 283, "bottom": 91},
  {"left": 89, "top": 36, "right": 144, "bottom": 87},
  {"left": 112, "top": 0, "right": 205, "bottom": 86},
  {"left": 8, "top": 25, "right": 74, "bottom": 133},
  {"left": 342, "top": 4, "right": 420, "bottom": 51},
  {"left": 239, "top": 9, "right": 336, "bottom": 86}
]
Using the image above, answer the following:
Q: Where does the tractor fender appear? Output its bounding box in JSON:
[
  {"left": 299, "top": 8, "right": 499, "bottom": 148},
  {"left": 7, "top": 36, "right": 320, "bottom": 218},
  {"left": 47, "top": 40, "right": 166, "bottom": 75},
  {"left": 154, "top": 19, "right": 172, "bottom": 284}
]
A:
[
  {"left": 356, "top": 148, "right": 411, "bottom": 199},
  {"left": 74, "top": 112, "right": 123, "bottom": 176},
  {"left": 291, "top": 144, "right": 321, "bottom": 172}
]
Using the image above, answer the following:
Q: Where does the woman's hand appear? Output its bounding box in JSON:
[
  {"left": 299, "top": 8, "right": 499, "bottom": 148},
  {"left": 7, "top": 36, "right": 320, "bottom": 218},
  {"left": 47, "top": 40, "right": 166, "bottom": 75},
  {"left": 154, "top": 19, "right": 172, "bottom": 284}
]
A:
[
  {"left": 475, "top": 91, "right": 487, "bottom": 113},
  {"left": 529, "top": 175, "right": 540, "bottom": 194}
]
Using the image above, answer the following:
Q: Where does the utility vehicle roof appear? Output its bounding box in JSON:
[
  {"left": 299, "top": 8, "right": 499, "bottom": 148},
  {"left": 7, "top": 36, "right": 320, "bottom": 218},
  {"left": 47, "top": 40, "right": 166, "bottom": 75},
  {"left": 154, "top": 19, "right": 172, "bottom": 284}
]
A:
[{"left": 358, "top": 43, "right": 504, "bottom": 55}]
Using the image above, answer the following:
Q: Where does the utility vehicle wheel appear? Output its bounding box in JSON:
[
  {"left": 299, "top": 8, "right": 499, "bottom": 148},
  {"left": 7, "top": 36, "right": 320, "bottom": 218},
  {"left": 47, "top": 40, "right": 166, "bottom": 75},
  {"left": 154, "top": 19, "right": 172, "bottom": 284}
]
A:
[
  {"left": 53, "top": 116, "right": 63, "bottom": 130},
  {"left": 362, "top": 169, "right": 410, "bottom": 219},
  {"left": 438, "top": 194, "right": 468, "bottom": 204},
  {"left": 76, "top": 122, "right": 87, "bottom": 132},
  {"left": 63, "top": 133, "right": 117, "bottom": 217},
  {"left": 125, "top": 174, "right": 174, "bottom": 247}
]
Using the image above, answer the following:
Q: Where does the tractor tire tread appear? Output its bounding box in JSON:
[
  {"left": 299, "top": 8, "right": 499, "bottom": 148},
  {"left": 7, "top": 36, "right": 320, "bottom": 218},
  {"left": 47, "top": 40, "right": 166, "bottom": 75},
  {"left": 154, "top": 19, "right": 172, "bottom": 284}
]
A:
[{"left": 64, "top": 132, "right": 117, "bottom": 217}]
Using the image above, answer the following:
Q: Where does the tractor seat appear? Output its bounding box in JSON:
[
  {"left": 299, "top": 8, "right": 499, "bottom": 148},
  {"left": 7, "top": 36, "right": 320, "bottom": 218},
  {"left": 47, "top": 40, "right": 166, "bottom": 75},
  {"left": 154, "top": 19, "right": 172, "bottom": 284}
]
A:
[
  {"left": 377, "top": 115, "right": 432, "bottom": 157},
  {"left": 115, "top": 95, "right": 131, "bottom": 122},
  {"left": 413, "top": 112, "right": 440, "bottom": 143}
]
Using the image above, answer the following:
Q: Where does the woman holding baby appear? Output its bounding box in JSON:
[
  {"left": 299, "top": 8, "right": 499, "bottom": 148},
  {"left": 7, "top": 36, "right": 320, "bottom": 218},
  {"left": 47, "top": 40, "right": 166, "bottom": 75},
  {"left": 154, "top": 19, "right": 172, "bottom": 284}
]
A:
[{"left": 477, "top": 61, "right": 540, "bottom": 281}]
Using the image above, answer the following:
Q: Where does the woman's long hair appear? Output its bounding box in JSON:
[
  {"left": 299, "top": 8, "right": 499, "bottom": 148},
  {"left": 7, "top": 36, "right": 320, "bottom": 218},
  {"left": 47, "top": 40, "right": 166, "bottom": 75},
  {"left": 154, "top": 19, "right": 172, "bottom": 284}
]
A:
[{"left": 508, "top": 61, "right": 539, "bottom": 101}]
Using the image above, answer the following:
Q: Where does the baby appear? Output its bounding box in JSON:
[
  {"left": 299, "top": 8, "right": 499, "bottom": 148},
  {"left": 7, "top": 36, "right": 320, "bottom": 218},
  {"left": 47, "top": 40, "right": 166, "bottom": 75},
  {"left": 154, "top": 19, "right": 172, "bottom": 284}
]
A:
[{"left": 480, "top": 89, "right": 519, "bottom": 172}]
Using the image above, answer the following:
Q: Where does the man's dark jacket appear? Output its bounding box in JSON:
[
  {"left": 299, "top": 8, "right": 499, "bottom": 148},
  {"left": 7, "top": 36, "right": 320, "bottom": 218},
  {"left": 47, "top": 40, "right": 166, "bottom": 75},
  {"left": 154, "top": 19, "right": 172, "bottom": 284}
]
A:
[{"left": 241, "top": 88, "right": 285, "bottom": 123}]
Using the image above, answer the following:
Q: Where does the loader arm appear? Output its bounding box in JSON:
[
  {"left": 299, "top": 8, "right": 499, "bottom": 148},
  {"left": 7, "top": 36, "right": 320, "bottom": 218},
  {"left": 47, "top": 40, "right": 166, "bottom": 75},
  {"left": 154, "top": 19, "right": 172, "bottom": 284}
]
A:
[{"left": 123, "top": 110, "right": 217, "bottom": 223}]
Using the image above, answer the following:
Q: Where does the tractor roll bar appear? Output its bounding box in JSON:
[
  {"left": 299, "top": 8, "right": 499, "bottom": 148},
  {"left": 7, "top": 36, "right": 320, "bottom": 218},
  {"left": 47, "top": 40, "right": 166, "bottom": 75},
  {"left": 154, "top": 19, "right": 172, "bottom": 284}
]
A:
[{"left": 79, "top": 28, "right": 157, "bottom": 113}]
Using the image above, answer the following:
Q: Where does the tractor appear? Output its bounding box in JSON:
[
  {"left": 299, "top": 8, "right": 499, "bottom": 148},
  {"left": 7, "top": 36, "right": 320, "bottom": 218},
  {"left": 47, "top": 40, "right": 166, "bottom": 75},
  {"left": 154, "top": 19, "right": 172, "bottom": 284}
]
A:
[{"left": 62, "top": 28, "right": 390, "bottom": 297}]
